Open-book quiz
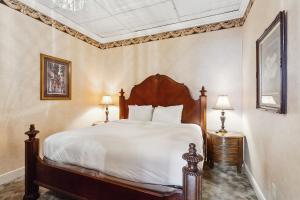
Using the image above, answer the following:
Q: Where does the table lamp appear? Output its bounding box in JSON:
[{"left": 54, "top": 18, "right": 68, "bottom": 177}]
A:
[
  {"left": 101, "top": 95, "right": 113, "bottom": 123},
  {"left": 213, "top": 95, "right": 233, "bottom": 134}
]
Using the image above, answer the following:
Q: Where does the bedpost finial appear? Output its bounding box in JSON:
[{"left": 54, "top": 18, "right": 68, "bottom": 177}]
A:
[
  {"left": 25, "top": 124, "right": 39, "bottom": 140},
  {"left": 189, "top": 143, "right": 196, "bottom": 155},
  {"left": 200, "top": 86, "right": 207, "bottom": 96},
  {"left": 120, "top": 89, "right": 125, "bottom": 97},
  {"left": 182, "top": 143, "right": 203, "bottom": 174},
  {"left": 29, "top": 124, "right": 35, "bottom": 131}
]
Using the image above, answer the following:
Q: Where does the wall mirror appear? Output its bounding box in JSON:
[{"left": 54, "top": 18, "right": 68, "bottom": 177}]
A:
[{"left": 256, "top": 11, "right": 287, "bottom": 114}]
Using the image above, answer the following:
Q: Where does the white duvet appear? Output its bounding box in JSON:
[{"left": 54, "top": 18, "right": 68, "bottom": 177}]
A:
[{"left": 43, "top": 120, "right": 203, "bottom": 186}]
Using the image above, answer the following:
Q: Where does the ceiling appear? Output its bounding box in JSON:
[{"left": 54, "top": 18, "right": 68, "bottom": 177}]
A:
[{"left": 18, "top": 0, "right": 250, "bottom": 43}]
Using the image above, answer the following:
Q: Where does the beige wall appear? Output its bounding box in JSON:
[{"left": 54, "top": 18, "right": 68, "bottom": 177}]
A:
[
  {"left": 242, "top": 0, "right": 300, "bottom": 199},
  {"left": 0, "top": 4, "right": 106, "bottom": 175},
  {"left": 100, "top": 28, "right": 244, "bottom": 132}
]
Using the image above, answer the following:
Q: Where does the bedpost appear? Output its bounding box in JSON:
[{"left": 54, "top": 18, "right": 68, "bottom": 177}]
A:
[
  {"left": 23, "top": 124, "right": 40, "bottom": 200},
  {"left": 200, "top": 86, "right": 207, "bottom": 131},
  {"left": 199, "top": 86, "right": 207, "bottom": 163},
  {"left": 119, "top": 89, "right": 126, "bottom": 119},
  {"left": 182, "top": 143, "right": 203, "bottom": 200}
]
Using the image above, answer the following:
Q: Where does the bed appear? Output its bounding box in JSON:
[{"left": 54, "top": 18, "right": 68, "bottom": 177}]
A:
[{"left": 23, "top": 74, "right": 207, "bottom": 200}]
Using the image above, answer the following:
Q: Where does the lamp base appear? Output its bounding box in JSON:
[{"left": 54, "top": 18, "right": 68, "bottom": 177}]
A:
[
  {"left": 105, "top": 106, "right": 109, "bottom": 123},
  {"left": 217, "top": 110, "right": 227, "bottom": 135}
]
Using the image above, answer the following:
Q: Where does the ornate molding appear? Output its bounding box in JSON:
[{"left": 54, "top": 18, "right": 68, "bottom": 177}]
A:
[{"left": 1, "top": 0, "right": 254, "bottom": 50}]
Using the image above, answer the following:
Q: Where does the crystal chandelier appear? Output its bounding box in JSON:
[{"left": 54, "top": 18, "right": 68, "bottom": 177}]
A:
[{"left": 52, "top": 0, "right": 86, "bottom": 12}]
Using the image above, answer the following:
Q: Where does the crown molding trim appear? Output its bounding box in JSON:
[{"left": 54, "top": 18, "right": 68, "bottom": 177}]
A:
[{"left": 1, "top": 0, "right": 254, "bottom": 50}]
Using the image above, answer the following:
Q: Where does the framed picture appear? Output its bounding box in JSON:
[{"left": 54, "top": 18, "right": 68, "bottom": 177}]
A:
[
  {"left": 40, "top": 54, "right": 72, "bottom": 100},
  {"left": 256, "top": 11, "right": 287, "bottom": 114}
]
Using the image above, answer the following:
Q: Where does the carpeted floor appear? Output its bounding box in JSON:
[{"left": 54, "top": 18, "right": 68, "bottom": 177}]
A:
[{"left": 0, "top": 165, "right": 257, "bottom": 200}]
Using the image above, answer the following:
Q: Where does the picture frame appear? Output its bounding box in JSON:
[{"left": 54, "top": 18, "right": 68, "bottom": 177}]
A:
[
  {"left": 40, "top": 54, "right": 72, "bottom": 100},
  {"left": 256, "top": 11, "right": 287, "bottom": 114}
]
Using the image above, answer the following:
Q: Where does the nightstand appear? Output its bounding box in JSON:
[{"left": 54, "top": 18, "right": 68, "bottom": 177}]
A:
[
  {"left": 92, "top": 121, "right": 105, "bottom": 126},
  {"left": 207, "top": 131, "right": 244, "bottom": 173}
]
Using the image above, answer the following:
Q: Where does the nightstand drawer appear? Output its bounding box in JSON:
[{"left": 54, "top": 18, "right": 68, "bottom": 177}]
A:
[
  {"left": 213, "top": 157, "right": 240, "bottom": 164},
  {"left": 213, "top": 146, "right": 239, "bottom": 154},
  {"left": 212, "top": 153, "right": 240, "bottom": 165},
  {"left": 211, "top": 137, "right": 239, "bottom": 146},
  {"left": 212, "top": 143, "right": 239, "bottom": 150}
]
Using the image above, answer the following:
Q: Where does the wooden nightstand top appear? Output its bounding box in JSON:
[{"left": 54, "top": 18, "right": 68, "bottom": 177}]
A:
[
  {"left": 208, "top": 130, "right": 244, "bottom": 138},
  {"left": 92, "top": 121, "right": 105, "bottom": 126}
]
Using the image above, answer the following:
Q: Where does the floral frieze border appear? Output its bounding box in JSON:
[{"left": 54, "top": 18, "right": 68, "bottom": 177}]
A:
[{"left": 1, "top": 0, "right": 254, "bottom": 50}]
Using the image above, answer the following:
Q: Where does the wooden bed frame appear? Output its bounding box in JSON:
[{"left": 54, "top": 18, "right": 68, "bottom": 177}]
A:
[{"left": 23, "top": 74, "right": 207, "bottom": 200}]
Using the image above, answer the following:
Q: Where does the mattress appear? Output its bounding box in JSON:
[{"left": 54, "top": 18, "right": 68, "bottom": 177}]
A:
[{"left": 43, "top": 120, "right": 203, "bottom": 187}]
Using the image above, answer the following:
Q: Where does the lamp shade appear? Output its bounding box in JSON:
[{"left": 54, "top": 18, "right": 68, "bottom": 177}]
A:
[
  {"left": 101, "top": 95, "right": 113, "bottom": 105},
  {"left": 213, "top": 95, "right": 233, "bottom": 110}
]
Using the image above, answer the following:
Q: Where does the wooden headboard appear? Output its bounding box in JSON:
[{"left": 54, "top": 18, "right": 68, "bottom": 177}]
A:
[{"left": 119, "top": 74, "right": 207, "bottom": 133}]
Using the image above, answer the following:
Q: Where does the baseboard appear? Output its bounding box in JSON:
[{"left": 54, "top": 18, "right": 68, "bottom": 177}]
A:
[
  {"left": 244, "top": 164, "right": 266, "bottom": 200},
  {"left": 0, "top": 167, "right": 24, "bottom": 186}
]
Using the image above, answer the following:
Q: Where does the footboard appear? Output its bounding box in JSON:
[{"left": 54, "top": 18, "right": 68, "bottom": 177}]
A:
[{"left": 23, "top": 125, "right": 203, "bottom": 200}]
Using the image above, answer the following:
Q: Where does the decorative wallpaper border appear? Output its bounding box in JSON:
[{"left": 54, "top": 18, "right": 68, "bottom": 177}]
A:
[{"left": 1, "top": 0, "right": 254, "bottom": 50}]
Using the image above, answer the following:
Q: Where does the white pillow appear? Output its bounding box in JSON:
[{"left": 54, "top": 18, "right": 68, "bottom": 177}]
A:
[
  {"left": 152, "top": 105, "right": 183, "bottom": 124},
  {"left": 128, "top": 105, "right": 153, "bottom": 121}
]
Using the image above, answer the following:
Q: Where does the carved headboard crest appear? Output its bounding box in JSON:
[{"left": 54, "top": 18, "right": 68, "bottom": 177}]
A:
[{"left": 119, "top": 74, "right": 207, "bottom": 131}]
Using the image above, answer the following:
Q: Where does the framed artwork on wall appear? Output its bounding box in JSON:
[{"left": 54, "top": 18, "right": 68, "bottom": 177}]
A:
[
  {"left": 40, "top": 54, "right": 72, "bottom": 100},
  {"left": 256, "top": 11, "right": 287, "bottom": 114}
]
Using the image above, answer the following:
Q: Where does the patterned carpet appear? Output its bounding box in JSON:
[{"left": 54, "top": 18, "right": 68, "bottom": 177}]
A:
[{"left": 0, "top": 164, "right": 257, "bottom": 200}]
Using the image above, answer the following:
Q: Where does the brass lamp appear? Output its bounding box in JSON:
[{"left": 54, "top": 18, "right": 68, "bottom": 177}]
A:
[
  {"left": 213, "top": 95, "right": 233, "bottom": 134},
  {"left": 101, "top": 95, "right": 113, "bottom": 123}
]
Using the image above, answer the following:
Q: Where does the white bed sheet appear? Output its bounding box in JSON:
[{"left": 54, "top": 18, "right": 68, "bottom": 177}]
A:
[{"left": 43, "top": 120, "right": 203, "bottom": 186}]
